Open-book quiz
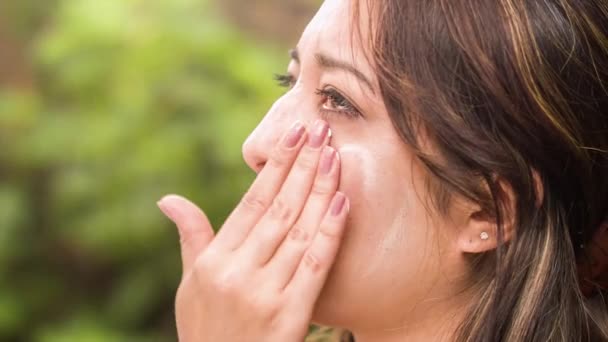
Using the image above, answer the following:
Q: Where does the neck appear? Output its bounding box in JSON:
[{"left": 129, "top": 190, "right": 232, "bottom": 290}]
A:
[{"left": 351, "top": 289, "right": 471, "bottom": 342}]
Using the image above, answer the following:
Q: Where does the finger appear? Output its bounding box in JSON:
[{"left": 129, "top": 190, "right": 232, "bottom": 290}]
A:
[
  {"left": 265, "top": 147, "right": 340, "bottom": 288},
  {"left": 239, "top": 120, "right": 331, "bottom": 265},
  {"left": 284, "top": 192, "right": 349, "bottom": 308},
  {"left": 213, "top": 120, "right": 307, "bottom": 251},
  {"left": 158, "top": 194, "right": 214, "bottom": 275}
]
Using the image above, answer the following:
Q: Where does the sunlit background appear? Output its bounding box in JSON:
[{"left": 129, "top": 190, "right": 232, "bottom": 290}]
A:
[{"left": 0, "top": 0, "right": 318, "bottom": 340}]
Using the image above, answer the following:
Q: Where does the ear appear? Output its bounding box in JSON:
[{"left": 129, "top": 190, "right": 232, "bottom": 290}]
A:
[{"left": 456, "top": 179, "right": 517, "bottom": 254}]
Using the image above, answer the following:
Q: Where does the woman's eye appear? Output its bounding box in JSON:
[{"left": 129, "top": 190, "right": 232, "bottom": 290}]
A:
[
  {"left": 315, "top": 87, "right": 361, "bottom": 119},
  {"left": 273, "top": 73, "right": 296, "bottom": 88}
]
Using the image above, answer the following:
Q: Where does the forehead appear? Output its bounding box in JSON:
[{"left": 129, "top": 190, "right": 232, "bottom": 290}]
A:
[{"left": 296, "top": 0, "right": 373, "bottom": 73}]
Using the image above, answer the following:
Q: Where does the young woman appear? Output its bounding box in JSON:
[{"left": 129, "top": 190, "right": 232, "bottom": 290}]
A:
[{"left": 157, "top": 0, "right": 608, "bottom": 341}]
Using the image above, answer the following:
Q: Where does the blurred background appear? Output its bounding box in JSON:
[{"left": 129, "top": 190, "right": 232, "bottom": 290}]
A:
[{"left": 0, "top": 0, "right": 318, "bottom": 340}]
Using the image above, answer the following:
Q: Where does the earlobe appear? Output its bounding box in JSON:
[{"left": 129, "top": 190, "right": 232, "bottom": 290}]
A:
[
  {"left": 457, "top": 218, "right": 500, "bottom": 253},
  {"left": 456, "top": 180, "right": 517, "bottom": 254}
]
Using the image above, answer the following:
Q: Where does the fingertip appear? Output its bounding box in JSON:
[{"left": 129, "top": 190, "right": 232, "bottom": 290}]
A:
[
  {"left": 330, "top": 192, "right": 348, "bottom": 217},
  {"left": 157, "top": 194, "right": 214, "bottom": 275},
  {"left": 158, "top": 193, "right": 184, "bottom": 205},
  {"left": 158, "top": 194, "right": 212, "bottom": 231},
  {"left": 158, "top": 194, "right": 199, "bottom": 210},
  {"left": 157, "top": 194, "right": 196, "bottom": 223},
  {"left": 157, "top": 195, "right": 180, "bottom": 222}
]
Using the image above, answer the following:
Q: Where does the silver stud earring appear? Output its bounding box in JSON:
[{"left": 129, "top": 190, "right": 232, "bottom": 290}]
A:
[{"left": 480, "top": 231, "right": 489, "bottom": 240}]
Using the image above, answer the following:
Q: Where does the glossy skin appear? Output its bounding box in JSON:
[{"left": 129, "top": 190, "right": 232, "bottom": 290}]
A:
[{"left": 159, "top": 0, "right": 499, "bottom": 341}]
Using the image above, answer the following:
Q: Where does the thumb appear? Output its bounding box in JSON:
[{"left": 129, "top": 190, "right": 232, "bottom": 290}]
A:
[{"left": 157, "top": 194, "right": 214, "bottom": 274}]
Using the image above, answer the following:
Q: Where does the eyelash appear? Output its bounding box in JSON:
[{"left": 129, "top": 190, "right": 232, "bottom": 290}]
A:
[
  {"left": 273, "top": 73, "right": 362, "bottom": 119},
  {"left": 274, "top": 73, "right": 296, "bottom": 88},
  {"left": 315, "top": 87, "right": 361, "bottom": 119}
]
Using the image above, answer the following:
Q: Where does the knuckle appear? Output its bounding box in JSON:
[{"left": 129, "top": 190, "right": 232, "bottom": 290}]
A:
[
  {"left": 178, "top": 228, "right": 200, "bottom": 247},
  {"left": 294, "top": 151, "right": 317, "bottom": 171},
  {"left": 268, "top": 147, "right": 290, "bottom": 168},
  {"left": 193, "top": 256, "right": 213, "bottom": 284},
  {"left": 268, "top": 196, "right": 294, "bottom": 223},
  {"left": 254, "top": 226, "right": 276, "bottom": 246},
  {"left": 264, "top": 298, "right": 282, "bottom": 319},
  {"left": 310, "top": 179, "right": 334, "bottom": 196},
  {"left": 303, "top": 251, "right": 324, "bottom": 274},
  {"left": 248, "top": 294, "right": 281, "bottom": 318},
  {"left": 212, "top": 269, "right": 243, "bottom": 295},
  {"left": 192, "top": 249, "right": 221, "bottom": 283},
  {"left": 288, "top": 224, "right": 311, "bottom": 243},
  {"left": 240, "top": 192, "right": 268, "bottom": 212},
  {"left": 319, "top": 224, "right": 341, "bottom": 241}
]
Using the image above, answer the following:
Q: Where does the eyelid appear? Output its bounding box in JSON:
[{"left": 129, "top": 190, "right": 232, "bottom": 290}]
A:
[
  {"left": 317, "top": 85, "right": 365, "bottom": 119},
  {"left": 316, "top": 86, "right": 364, "bottom": 119},
  {"left": 273, "top": 68, "right": 365, "bottom": 119}
]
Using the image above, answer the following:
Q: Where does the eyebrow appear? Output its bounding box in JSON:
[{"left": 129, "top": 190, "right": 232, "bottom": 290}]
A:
[{"left": 289, "top": 48, "right": 375, "bottom": 94}]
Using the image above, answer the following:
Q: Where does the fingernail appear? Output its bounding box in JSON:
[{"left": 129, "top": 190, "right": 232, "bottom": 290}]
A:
[
  {"left": 331, "top": 192, "right": 347, "bottom": 216},
  {"left": 157, "top": 197, "right": 179, "bottom": 223},
  {"left": 284, "top": 121, "right": 305, "bottom": 148},
  {"left": 319, "top": 146, "right": 335, "bottom": 175},
  {"left": 308, "top": 120, "right": 329, "bottom": 148}
]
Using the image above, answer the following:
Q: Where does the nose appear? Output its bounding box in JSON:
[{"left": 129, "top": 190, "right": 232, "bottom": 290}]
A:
[
  {"left": 243, "top": 88, "right": 316, "bottom": 174},
  {"left": 242, "top": 114, "right": 286, "bottom": 174}
]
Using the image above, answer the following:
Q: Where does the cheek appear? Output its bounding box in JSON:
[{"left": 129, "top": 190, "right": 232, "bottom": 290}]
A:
[
  {"left": 334, "top": 144, "right": 411, "bottom": 274},
  {"left": 311, "top": 143, "right": 413, "bottom": 322},
  {"left": 313, "top": 142, "right": 443, "bottom": 325},
  {"left": 336, "top": 144, "right": 379, "bottom": 212}
]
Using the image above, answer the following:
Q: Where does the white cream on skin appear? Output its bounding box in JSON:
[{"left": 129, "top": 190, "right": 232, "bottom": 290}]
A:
[{"left": 334, "top": 143, "right": 410, "bottom": 280}]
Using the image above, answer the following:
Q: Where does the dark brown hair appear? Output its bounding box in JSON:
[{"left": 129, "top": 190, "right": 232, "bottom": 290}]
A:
[{"left": 346, "top": 0, "right": 607, "bottom": 341}]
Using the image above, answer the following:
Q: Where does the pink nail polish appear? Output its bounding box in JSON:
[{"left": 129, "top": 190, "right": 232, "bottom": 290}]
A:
[
  {"left": 319, "top": 146, "right": 335, "bottom": 175},
  {"left": 308, "top": 120, "right": 329, "bottom": 148},
  {"left": 331, "top": 192, "right": 347, "bottom": 216},
  {"left": 284, "top": 121, "right": 305, "bottom": 148}
]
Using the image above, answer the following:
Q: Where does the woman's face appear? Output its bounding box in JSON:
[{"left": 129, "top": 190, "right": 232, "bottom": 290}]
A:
[{"left": 243, "top": 0, "right": 468, "bottom": 331}]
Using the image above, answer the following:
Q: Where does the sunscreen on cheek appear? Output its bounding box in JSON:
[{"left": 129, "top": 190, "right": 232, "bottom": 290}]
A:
[{"left": 335, "top": 144, "right": 378, "bottom": 205}]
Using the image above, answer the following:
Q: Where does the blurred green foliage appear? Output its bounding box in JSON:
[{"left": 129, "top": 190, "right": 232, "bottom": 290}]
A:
[{"left": 0, "top": 0, "right": 287, "bottom": 340}]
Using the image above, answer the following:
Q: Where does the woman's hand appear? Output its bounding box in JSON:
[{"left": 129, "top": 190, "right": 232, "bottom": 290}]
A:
[{"left": 157, "top": 120, "right": 348, "bottom": 342}]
